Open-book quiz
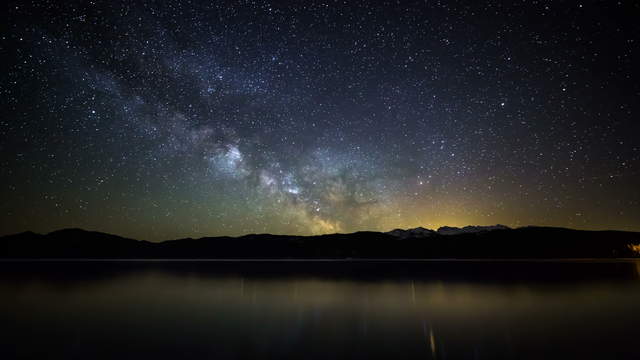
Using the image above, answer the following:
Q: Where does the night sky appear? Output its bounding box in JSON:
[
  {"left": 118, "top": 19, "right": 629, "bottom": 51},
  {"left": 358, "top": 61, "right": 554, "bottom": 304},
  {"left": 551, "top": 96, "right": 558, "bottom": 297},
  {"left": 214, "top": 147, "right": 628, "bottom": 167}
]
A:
[{"left": 2, "top": 1, "right": 639, "bottom": 240}]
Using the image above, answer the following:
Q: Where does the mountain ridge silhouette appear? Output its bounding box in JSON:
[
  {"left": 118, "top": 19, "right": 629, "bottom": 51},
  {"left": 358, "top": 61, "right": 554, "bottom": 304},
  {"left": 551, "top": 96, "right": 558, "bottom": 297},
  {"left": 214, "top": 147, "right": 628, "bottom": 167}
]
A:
[{"left": 1, "top": 226, "right": 639, "bottom": 259}]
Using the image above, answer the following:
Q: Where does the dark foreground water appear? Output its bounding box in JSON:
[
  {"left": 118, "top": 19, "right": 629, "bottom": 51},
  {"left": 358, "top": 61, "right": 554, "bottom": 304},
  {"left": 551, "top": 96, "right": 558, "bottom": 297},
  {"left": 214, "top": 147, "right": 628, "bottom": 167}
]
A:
[{"left": 1, "top": 260, "right": 639, "bottom": 359}]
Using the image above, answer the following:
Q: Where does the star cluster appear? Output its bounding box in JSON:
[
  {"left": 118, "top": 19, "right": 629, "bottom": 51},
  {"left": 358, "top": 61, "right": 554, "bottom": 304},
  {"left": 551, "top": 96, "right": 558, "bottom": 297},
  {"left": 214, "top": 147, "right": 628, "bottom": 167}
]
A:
[{"left": 1, "top": 0, "right": 639, "bottom": 240}]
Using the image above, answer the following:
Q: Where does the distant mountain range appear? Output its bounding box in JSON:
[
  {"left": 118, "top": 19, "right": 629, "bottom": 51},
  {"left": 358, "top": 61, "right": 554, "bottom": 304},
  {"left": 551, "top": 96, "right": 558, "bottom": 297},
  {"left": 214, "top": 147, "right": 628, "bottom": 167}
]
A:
[
  {"left": 1, "top": 226, "right": 639, "bottom": 259},
  {"left": 387, "top": 225, "right": 510, "bottom": 238}
]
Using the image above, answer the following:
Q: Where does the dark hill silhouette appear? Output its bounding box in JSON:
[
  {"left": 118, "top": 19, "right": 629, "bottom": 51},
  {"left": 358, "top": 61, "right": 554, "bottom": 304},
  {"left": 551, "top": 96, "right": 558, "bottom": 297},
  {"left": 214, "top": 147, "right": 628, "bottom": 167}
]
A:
[{"left": 1, "top": 226, "right": 639, "bottom": 259}]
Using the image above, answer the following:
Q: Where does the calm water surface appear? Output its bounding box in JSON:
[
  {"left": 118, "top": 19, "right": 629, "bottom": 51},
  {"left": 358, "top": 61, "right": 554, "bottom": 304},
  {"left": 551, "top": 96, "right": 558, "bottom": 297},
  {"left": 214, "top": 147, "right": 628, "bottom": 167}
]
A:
[{"left": 1, "top": 260, "right": 639, "bottom": 359}]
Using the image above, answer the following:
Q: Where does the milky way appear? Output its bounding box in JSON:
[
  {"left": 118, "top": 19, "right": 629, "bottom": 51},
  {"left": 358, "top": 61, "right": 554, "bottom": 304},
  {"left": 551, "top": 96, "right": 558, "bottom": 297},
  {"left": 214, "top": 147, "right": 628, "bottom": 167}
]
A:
[{"left": 1, "top": 1, "right": 639, "bottom": 240}]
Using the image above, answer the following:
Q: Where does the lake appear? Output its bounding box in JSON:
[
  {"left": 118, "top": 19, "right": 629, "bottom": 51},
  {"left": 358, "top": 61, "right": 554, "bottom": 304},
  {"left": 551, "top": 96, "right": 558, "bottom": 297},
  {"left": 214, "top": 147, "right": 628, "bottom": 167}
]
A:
[{"left": 1, "top": 260, "right": 639, "bottom": 359}]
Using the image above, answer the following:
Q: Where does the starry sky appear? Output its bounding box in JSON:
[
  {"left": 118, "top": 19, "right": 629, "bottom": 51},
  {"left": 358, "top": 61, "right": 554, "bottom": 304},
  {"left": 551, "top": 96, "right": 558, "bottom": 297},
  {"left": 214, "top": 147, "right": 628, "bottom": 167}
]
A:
[{"left": 1, "top": 0, "right": 639, "bottom": 240}]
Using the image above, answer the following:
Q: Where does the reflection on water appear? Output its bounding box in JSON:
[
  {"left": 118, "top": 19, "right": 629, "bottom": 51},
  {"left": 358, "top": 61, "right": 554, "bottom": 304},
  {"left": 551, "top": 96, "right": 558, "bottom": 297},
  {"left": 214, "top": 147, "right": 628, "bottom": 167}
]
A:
[{"left": 1, "top": 260, "right": 639, "bottom": 359}]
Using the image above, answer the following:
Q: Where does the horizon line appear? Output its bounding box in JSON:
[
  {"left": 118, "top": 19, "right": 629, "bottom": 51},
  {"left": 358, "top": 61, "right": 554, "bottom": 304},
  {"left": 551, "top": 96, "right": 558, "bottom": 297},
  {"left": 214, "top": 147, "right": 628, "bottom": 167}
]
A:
[{"left": 3, "top": 224, "right": 639, "bottom": 243}]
